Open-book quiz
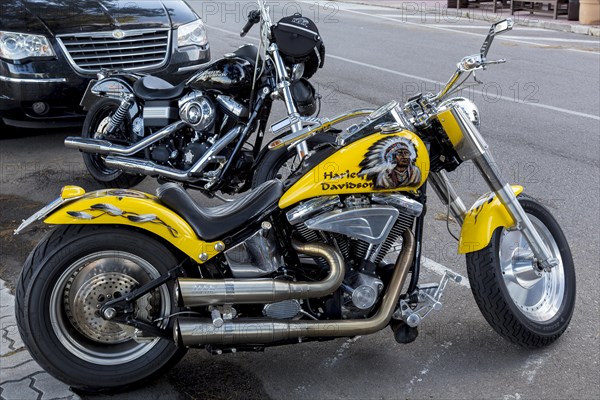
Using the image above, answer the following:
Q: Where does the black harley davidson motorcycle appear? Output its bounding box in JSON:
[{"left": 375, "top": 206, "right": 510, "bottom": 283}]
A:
[{"left": 65, "top": 1, "right": 328, "bottom": 195}]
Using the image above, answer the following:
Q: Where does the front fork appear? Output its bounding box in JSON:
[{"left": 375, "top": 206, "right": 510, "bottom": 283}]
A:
[
  {"left": 430, "top": 108, "right": 558, "bottom": 272},
  {"left": 268, "top": 43, "right": 309, "bottom": 159}
]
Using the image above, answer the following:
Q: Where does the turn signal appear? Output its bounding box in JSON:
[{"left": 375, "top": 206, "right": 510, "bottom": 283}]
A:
[{"left": 61, "top": 186, "right": 86, "bottom": 200}]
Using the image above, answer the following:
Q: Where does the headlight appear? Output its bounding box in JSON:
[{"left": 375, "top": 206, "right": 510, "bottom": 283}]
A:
[
  {"left": 439, "top": 97, "right": 480, "bottom": 128},
  {"left": 0, "top": 31, "right": 55, "bottom": 61},
  {"left": 177, "top": 20, "right": 208, "bottom": 48}
]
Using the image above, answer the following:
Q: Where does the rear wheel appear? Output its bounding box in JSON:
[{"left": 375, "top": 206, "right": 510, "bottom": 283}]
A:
[
  {"left": 82, "top": 98, "right": 145, "bottom": 188},
  {"left": 16, "top": 225, "right": 186, "bottom": 392},
  {"left": 466, "top": 196, "right": 576, "bottom": 348}
]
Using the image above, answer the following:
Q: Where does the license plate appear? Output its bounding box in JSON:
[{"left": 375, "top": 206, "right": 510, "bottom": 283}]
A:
[{"left": 79, "top": 79, "right": 98, "bottom": 109}]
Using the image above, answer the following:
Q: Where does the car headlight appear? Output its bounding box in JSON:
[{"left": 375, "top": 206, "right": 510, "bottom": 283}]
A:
[
  {"left": 0, "top": 31, "right": 55, "bottom": 61},
  {"left": 177, "top": 20, "right": 208, "bottom": 48}
]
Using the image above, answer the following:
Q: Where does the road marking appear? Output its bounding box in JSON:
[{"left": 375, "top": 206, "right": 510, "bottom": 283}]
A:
[
  {"left": 503, "top": 35, "right": 600, "bottom": 44},
  {"left": 521, "top": 353, "right": 550, "bottom": 384},
  {"left": 329, "top": 54, "right": 600, "bottom": 121},
  {"left": 421, "top": 257, "right": 471, "bottom": 289},
  {"left": 405, "top": 341, "right": 452, "bottom": 393},
  {"left": 209, "top": 25, "right": 600, "bottom": 122},
  {"left": 336, "top": 5, "right": 600, "bottom": 55},
  {"left": 329, "top": 54, "right": 438, "bottom": 84},
  {"left": 376, "top": 19, "right": 553, "bottom": 32},
  {"left": 323, "top": 336, "right": 361, "bottom": 367},
  {"left": 503, "top": 394, "right": 523, "bottom": 400}
]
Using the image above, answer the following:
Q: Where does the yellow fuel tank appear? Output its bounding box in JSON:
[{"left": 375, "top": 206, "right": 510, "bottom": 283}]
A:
[{"left": 279, "top": 131, "right": 430, "bottom": 208}]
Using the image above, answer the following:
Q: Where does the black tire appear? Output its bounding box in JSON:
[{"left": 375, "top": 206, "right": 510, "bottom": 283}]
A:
[
  {"left": 82, "top": 98, "right": 145, "bottom": 188},
  {"left": 15, "top": 225, "right": 187, "bottom": 393},
  {"left": 466, "top": 195, "right": 576, "bottom": 348},
  {"left": 252, "top": 133, "right": 335, "bottom": 187}
]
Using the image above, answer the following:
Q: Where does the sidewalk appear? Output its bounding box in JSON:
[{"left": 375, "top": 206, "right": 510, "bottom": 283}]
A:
[
  {"left": 0, "top": 280, "right": 79, "bottom": 400},
  {"left": 335, "top": 0, "right": 600, "bottom": 36}
]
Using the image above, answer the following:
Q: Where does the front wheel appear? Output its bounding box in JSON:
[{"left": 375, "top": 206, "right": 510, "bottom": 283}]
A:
[
  {"left": 15, "top": 225, "right": 187, "bottom": 392},
  {"left": 82, "top": 98, "right": 145, "bottom": 188},
  {"left": 466, "top": 195, "right": 576, "bottom": 348}
]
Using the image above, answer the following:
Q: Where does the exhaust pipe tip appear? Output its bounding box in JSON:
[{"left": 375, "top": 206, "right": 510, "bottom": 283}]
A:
[
  {"left": 173, "top": 319, "right": 183, "bottom": 347},
  {"left": 175, "top": 281, "right": 184, "bottom": 307}
]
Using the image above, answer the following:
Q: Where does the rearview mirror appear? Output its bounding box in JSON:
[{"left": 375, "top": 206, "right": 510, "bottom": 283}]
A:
[
  {"left": 493, "top": 19, "right": 514, "bottom": 34},
  {"left": 480, "top": 18, "right": 513, "bottom": 59}
]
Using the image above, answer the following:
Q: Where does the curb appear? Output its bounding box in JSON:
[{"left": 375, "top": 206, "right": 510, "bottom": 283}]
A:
[
  {"left": 334, "top": 0, "right": 600, "bottom": 36},
  {"left": 0, "top": 280, "right": 80, "bottom": 400}
]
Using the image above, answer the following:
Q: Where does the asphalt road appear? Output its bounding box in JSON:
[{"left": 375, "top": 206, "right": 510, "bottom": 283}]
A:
[{"left": 1, "top": 1, "right": 599, "bottom": 399}]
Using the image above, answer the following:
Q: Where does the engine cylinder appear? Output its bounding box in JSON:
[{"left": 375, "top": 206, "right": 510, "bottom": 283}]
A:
[{"left": 179, "top": 91, "right": 215, "bottom": 130}]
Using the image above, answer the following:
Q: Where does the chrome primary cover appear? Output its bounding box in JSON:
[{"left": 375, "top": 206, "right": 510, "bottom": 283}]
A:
[{"left": 304, "top": 206, "right": 399, "bottom": 244}]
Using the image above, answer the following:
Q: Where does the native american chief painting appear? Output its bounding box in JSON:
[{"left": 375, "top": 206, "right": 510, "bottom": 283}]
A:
[{"left": 358, "top": 136, "right": 422, "bottom": 189}]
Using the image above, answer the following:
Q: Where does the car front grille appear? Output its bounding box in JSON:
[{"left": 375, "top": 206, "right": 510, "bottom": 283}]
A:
[{"left": 56, "top": 29, "right": 171, "bottom": 73}]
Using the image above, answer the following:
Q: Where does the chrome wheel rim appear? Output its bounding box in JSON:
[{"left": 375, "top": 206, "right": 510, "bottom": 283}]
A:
[
  {"left": 90, "top": 113, "right": 120, "bottom": 175},
  {"left": 273, "top": 153, "right": 301, "bottom": 180},
  {"left": 499, "top": 215, "right": 564, "bottom": 322},
  {"left": 50, "top": 251, "right": 170, "bottom": 365}
]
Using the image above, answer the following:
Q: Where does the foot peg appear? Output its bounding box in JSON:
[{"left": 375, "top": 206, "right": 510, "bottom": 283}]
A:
[{"left": 393, "top": 269, "right": 463, "bottom": 327}]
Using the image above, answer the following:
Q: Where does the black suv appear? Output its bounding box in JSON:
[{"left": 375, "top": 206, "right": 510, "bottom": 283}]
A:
[{"left": 0, "top": 0, "right": 210, "bottom": 128}]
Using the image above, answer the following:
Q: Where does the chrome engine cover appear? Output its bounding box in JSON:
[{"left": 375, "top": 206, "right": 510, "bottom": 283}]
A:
[
  {"left": 344, "top": 270, "right": 383, "bottom": 311},
  {"left": 304, "top": 205, "right": 399, "bottom": 244},
  {"left": 224, "top": 228, "right": 283, "bottom": 278},
  {"left": 371, "top": 193, "right": 423, "bottom": 217},
  {"left": 179, "top": 91, "right": 215, "bottom": 130}
]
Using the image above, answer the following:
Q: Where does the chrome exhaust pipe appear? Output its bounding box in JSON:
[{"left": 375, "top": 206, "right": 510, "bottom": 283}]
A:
[
  {"left": 64, "top": 121, "right": 186, "bottom": 155},
  {"left": 174, "top": 230, "right": 415, "bottom": 347},
  {"left": 104, "top": 156, "right": 192, "bottom": 180},
  {"left": 103, "top": 125, "right": 243, "bottom": 181},
  {"left": 177, "top": 239, "right": 345, "bottom": 306}
]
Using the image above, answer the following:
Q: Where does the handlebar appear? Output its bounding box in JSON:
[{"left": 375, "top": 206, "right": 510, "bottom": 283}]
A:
[
  {"left": 240, "top": 9, "right": 261, "bottom": 37},
  {"left": 432, "top": 18, "right": 513, "bottom": 103}
]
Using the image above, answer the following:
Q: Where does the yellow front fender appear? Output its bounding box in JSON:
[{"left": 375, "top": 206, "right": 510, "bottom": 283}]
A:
[
  {"left": 458, "top": 185, "right": 523, "bottom": 254},
  {"left": 43, "top": 187, "right": 224, "bottom": 263}
]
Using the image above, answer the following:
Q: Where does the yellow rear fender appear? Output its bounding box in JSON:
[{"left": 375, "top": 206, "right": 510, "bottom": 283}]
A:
[
  {"left": 41, "top": 186, "right": 224, "bottom": 263},
  {"left": 458, "top": 185, "right": 523, "bottom": 254}
]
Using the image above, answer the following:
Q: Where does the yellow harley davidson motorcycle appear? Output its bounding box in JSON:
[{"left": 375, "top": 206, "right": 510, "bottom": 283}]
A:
[{"left": 15, "top": 19, "right": 575, "bottom": 392}]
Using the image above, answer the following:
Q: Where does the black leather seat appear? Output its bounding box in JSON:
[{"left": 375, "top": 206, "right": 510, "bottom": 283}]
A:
[
  {"left": 133, "top": 76, "right": 186, "bottom": 101},
  {"left": 157, "top": 180, "right": 283, "bottom": 241}
]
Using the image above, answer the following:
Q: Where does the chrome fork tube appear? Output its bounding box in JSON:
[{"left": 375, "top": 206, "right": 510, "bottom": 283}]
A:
[
  {"left": 452, "top": 107, "right": 556, "bottom": 270},
  {"left": 269, "top": 44, "right": 308, "bottom": 158},
  {"left": 429, "top": 171, "right": 467, "bottom": 225},
  {"left": 472, "top": 151, "right": 556, "bottom": 270}
]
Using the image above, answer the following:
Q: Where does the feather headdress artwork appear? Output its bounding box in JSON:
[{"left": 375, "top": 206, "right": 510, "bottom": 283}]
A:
[{"left": 358, "top": 136, "right": 421, "bottom": 189}]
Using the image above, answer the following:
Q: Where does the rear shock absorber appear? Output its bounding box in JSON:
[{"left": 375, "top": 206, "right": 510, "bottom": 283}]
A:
[{"left": 106, "top": 95, "right": 134, "bottom": 134}]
